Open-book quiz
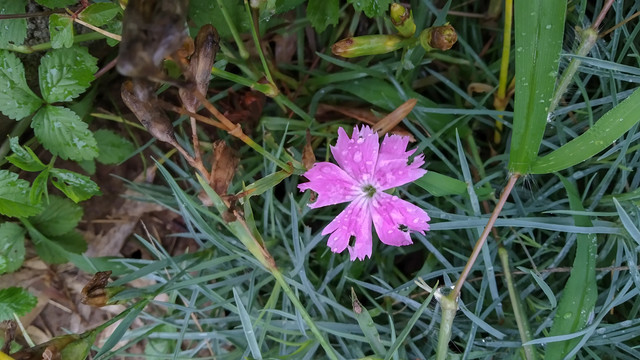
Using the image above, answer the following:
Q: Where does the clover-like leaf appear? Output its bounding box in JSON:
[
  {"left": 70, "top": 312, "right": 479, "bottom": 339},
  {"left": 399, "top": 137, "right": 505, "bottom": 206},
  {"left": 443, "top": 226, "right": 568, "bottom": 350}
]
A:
[
  {"left": 38, "top": 46, "right": 98, "bottom": 103},
  {"left": 50, "top": 13, "right": 74, "bottom": 49},
  {"left": 0, "top": 287, "right": 37, "bottom": 321},
  {"left": 0, "top": 50, "right": 44, "bottom": 120},
  {"left": 0, "top": 170, "right": 43, "bottom": 218},
  {"left": 0, "top": 0, "right": 28, "bottom": 47},
  {"left": 50, "top": 168, "right": 101, "bottom": 203},
  {"left": 6, "top": 137, "right": 47, "bottom": 172},
  {"left": 79, "top": 2, "right": 121, "bottom": 27},
  {"left": 31, "top": 105, "right": 98, "bottom": 161},
  {"left": 29, "top": 195, "right": 83, "bottom": 237},
  {"left": 0, "top": 222, "right": 26, "bottom": 274},
  {"left": 95, "top": 129, "right": 136, "bottom": 164}
]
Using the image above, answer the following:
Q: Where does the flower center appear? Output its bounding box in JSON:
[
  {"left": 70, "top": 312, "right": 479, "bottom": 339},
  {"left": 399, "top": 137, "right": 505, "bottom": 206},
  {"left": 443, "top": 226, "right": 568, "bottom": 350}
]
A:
[{"left": 361, "top": 184, "right": 377, "bottom": 198}]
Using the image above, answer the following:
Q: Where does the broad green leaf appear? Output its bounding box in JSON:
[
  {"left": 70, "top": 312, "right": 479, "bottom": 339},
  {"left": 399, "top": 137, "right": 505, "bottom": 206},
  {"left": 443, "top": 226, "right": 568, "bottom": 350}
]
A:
[
  {"left": 31, "top": 105, "right": 98, "bottom": 161},
  {"left": 0, "top": 222, "right": 26, "bottom": 274},
  {"left": 347, "top": 0, "right": 392, "bottom": 18},
  {"left": 78, "top": 2, "right": 121, "bottom": 27},
  {"left": 351, "top": 288, "right": 386, "bottom": 357},
  {"left": 38, "top": 46, "right": 98, "bottom": 103},
  {"left": 545, "top": 177, "right": 597, "bottom": 360},
  {"left": 30, "top": 169, "right": 49, "bottom": 205},
  {"left": 531, "top": 88, "right": 640, "bottom": 174},
  {"left": 50, "top": 168, "right": 101, "bottom": 202},
  {"left": 413, "top": 171, "right": 491, "bottom": 199},
  {"left": 49, "top": 13, "right": 74, "bottom": 49},
  {"left": 307, "top": 0, "right": 339, "bottom": 33},
  {"left": 6, "top": 137, "right": 47, "bottom": 172},
  {"left": 144, "top": 324, "right": 177, "bottom": 359},
  {"left": 95, "top": 129, "right": 135, "bottom": 164},
  {"left": 0, "top": 170, "right": 43, "bottom": 217},
  {"left": 23, "top": 220, "right": 85, "bottom": 264},
  {"left": 0, "top": 50, "right": 43, "bottom": 120},
  {"left": 35, "top": 0, "right": 77, "bottom": 9},
  {"left": 0, "top": 0, "right": 27, "bottom": 47},
  {"left": 508, "top": 0, "right": 566, "bottom": 174},
  {"left": 0, "top": 287, "right": 37, "bottom": 321},
  {"left": 29, "top": 195, "right": 83, "bottom": 237},
  {"left": 189, "top": 0, "right": 250, "bottom": 39}
]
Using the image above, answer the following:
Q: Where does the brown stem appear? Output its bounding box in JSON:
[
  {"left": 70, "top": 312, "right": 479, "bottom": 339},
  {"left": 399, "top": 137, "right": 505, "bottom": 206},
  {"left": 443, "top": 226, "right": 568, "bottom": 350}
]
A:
[{"left": 449, "top": 173, "right": 520, "bottom": 301}]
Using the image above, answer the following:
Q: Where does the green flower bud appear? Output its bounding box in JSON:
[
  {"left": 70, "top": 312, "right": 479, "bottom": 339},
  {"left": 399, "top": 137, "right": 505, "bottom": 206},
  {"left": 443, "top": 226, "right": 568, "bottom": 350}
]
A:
[
  {"left": 390, "top": 4, "right": 416, "bottom": 38},
  {"left": 419, "top": 24, "right": 458, "bottom": 52},
  {"left": 332, "top": 35, "right": 414, "bottom": 58}
]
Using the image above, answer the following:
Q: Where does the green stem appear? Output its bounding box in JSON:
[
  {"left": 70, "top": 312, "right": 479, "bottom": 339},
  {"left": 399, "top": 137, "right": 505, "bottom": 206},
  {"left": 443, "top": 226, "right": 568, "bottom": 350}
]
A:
[
  {"left": 3, "top": 32, "right": 106, "bottom": 54},
  {"left": 498, "top": 247, "right": 538, "bottom": 360},
  {"left": 217, "top": 0, "right": 249, "bottom": 59},
  {"left": 435, "top": 290, "right": 458, "bottom": 360},
  {"left": 244, "top": 0, "right": 274, "bottom": 85}
]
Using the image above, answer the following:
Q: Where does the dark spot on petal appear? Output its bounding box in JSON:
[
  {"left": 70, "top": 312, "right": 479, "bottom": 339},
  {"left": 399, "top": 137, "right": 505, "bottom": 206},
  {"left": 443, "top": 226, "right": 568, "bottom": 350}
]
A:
[
  {"left": 398, "top": 224, "right": 408, "bottom": 232},
  {"left": 349, "top": 235, "right": 357, "bottom": 247}
]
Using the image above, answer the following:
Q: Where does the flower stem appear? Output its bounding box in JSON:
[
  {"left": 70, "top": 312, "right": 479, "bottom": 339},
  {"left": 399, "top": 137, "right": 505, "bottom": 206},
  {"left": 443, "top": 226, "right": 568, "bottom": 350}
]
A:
[{"left": 449, "top": 173, "right": 519, "bottom": 301}]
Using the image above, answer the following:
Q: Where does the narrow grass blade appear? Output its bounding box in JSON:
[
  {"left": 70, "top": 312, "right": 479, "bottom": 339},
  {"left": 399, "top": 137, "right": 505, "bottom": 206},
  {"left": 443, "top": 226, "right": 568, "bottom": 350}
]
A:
[
  {"left": 234, "top": 287, "right": 262, "bottom": 359},
  {"left": 531, "top": 88, "right": 640, "bottom": 174},
  {"left": 545, "top": 177, "right": 597, "bottom": 360},
  {"left": 508, "top": 0, "right": 566, "bottom": 174},
  {"left": 613, "top": 198, "right": 640, "bottom": 246},
  {"left": 384, "top": 286, "right": 435, "bottom": 360},
  {"left": 351, "top": 288, "right": 386, "bottom": 357}
]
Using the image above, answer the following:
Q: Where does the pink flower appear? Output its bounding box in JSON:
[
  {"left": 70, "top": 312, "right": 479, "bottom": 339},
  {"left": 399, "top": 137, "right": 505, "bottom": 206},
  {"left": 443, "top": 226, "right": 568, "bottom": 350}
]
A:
[{"left": 298, "top": 126, "right": 430, "bottom": 261}]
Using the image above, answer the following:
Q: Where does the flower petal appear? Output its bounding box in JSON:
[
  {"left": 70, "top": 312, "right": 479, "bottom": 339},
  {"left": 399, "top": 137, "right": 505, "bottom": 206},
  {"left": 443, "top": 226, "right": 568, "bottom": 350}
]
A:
[
  {"left": 331, "top": 126, "right": 379, "bottom": 183},
  {"left": 322, "top": 196, "right": 373, "bottom": 261},
  {"left": 370, "top": 192, "right": 430, "bottom": 246},
  {"left": 374, "top": 133, "right": 426, "bottom": 190},
  {"left": 298, "top": 162, "right": 360, "bottom": 208}
]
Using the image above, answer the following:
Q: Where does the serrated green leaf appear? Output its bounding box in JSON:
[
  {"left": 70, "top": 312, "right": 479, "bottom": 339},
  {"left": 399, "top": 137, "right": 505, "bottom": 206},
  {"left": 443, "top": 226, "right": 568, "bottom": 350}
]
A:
[
  {"left": 6, "top": 137, "right": 47, "bottom": 172},
  {"left": 0, "top": 50, "right": 43, "bottom": 120},
  {"left": 95, "top": 129, "right": 135, "bottom": 164},
  {"left": 29, "top": 196, "right": 83, "bottom": 237},
  {"left": 38, "top": 47, "right": 98, "bottom": 103},
  {"left": 78, "top": 2, "right": 121, "bottom": 27},
  {"left": 30, "top": 169, "right": 49, "bottom": 205},
  {"left": 347, "top": 0, "right": 392, "bottom": 18},
  {"left": 0, "top": 222, "right": 26, "bottom": 274},
  {"left": 0, "top": 0, "right": 28, "bottom": 48},
  {"left": 50, "top": 168, "right": 101, "bottom": 202},
  {"left": 0, "top": 287, "right": 37, "bottom": 321},
  {"left": 0, "top": 170, "right": 43, "bottom": 218},
  {"left": 49, "top": 13, "right": 74, "bottom": 49},
  {"left": 23, "top": 219, "right": 85, "bottom": 263},
  {"left": 31, "top": 105, "right": 98, "bottom": 161},
  {"left": 306, "top": 0, "right": 339, "bottom": 33},
  {"left": 35, "top": 0, "right": 77, "bottom": 9}
]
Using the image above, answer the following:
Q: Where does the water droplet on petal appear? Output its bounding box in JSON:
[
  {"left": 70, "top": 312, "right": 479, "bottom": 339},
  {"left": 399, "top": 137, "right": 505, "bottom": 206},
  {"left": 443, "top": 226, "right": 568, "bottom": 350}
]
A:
[{"left": 353, "top": 151, "right": 362, "bottom": 162}]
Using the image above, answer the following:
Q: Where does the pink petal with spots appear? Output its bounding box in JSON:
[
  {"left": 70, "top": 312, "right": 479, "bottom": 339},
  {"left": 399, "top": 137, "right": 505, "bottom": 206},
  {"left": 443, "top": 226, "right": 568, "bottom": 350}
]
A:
[
  {"left": 298, "top": 162, "right": 360, "bottom": 208},
  {"left": 370, "top": 192, "right": 430, "bottom": 246},
  {"left": 374, "top": 134, "right": 426, "bottom": 190},
  {"left": 322, "top": 196, "right": 373, "bottom": 260},
  {"left": 331, "top": 126, "right": 379, "bottom": 183}
]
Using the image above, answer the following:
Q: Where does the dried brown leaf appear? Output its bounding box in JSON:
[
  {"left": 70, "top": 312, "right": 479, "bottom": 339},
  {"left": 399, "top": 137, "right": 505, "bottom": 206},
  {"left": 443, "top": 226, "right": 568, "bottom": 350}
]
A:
[
  {"left": 302, "top": 129, "right": 316, "bottom": 170},
  {"left": 80, "top": 271, "right": 112, "bottom": 307},
  {"left": 209, "top": 140, "right": 239, "bottom": 195},
  {"left": 121, "top": 80, "right": 177, "bottom": 145}
]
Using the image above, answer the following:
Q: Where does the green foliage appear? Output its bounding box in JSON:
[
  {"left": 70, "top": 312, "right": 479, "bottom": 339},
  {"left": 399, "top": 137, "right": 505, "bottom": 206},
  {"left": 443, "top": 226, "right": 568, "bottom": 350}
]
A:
[
  {"left": 38, "top": 47, "right": 98, "bottom": 103},
  {"left": 0, "top": 0, "right": 27, "bottom": 48},
  {"left": 49, "top": 14, "right": 74, "bottom": 49},
  {"left": 28, "top": 196, "right": 83, "bottom": 237},
  {"left": 0, "top": 222, "right": 26, "bottom": 274},
  {"left": 0, "top": 170, "right": 43, "bottom": 217},
  {"left": 35, "top": 0, "right": 77, "bottom": 9},
  {"left": 189, "top": 0, "right": 250, "bottom": 39},
  {"left": 306, "top": 0, "right": 339, "bottom": 32},
  {"left": 0, "top": 50, "right": 44, "bottom": 120},
  {"left": 0, "top": 287, "right": 37, "bottom": 321},
  {"left": 348, "top": 0, "right": 392, "bottom": 18},
  {"left": 49, "top": 168, "right": 101, "bottom": 202},
  {"left": 32, "top": 105, "right": 98, "bottom": 161},
  {"left": 95, "top": 129, "right": 136, "bottom": 164},
  {"left": 78, "top": 2, "right": 121, "bottom": 27}
]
